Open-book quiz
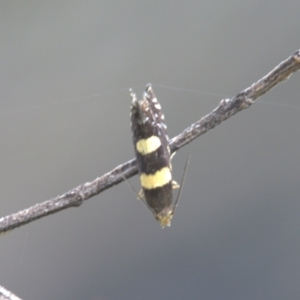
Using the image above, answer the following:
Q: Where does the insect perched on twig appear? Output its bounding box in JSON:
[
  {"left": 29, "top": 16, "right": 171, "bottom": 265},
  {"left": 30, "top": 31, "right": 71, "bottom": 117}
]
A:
[{"left": 130, "top": 84, "right": 188, "bottom": 227}]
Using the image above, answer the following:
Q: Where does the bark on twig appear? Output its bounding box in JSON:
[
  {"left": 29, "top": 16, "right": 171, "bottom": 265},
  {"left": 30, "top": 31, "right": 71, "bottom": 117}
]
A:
[{"left": 0, "top": 286, "right": 23, "bottom": 300}]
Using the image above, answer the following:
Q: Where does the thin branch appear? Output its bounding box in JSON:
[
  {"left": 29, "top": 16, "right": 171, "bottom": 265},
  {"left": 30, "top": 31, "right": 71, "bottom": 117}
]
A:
[
  {"left": 0, "top": 286, "right": 23, "bottom": 300},
  {"left": 0, "top": 50, "right": 299, "bottom": 235}
]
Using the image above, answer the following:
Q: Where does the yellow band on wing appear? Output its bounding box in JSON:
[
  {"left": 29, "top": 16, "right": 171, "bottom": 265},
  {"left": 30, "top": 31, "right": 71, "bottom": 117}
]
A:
[
  {"left": 140, "top": 167, "right": 172, "bottom": 189},
  {"left": 136, "top": 136, "right": 161, "bottom": 155}
]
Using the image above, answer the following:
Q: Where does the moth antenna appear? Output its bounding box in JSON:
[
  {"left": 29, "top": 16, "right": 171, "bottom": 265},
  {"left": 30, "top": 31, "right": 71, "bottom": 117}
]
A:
[
  {"left": 121, "top": 174, "right": 142, "bottom": 201},
  {"left": 172, "top": 154, "right": 191, "bottom": 215},
  {"left": 121, "top": 174, "right": 158, "bottom": 213}
]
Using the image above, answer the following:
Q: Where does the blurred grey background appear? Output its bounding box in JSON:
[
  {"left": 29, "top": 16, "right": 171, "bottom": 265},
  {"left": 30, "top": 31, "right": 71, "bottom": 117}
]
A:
[{"left": 1, "top": 2, "right": 300, "bottom": 300}]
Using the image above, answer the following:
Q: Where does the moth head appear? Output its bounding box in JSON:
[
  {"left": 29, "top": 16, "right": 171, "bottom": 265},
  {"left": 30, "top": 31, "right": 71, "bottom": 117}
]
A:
[{"left": 155, "top": 208, "right": 174, "bottom": 228}]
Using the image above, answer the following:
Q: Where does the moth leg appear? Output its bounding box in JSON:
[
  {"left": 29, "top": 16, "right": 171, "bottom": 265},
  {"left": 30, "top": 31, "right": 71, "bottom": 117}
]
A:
[
  {"left": 170, "top": 151, "right": 176, "bottom": 160},
  {"left": 138, "top": 189, "right": 144, "bottom": 200},
  {"left": 172, "top": 180, "right": 180, "bottom": 190},
  {"left": 169, "top": 152, "right": 176, "bottom": 171}
]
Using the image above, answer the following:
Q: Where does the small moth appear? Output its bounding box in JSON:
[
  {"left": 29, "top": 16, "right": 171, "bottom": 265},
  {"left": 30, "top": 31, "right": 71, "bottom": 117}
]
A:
[{"left": 130, "top": 84, "right": 180, "bottom": 227}]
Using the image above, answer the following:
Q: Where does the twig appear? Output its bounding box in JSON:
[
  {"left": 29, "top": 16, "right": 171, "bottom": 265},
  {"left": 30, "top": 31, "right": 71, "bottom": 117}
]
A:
[
  {"left": 0, "top": 286, "right": 23, "bottom": 300},
  {"left": 0, "top": 50, "right": 299, "bottom": 235}
]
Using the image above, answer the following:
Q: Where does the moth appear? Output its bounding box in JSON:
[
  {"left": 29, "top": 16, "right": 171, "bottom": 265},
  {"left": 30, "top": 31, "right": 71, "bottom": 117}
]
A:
[{"left": 130, "top": 84, "right": 182, "bottom": 227}]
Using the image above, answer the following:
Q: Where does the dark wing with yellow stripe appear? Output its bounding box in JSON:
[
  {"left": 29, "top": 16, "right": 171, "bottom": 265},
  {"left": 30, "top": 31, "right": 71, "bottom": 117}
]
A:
[{"left": 130, "top": 84, "right": 175, "bottom": 227}]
